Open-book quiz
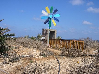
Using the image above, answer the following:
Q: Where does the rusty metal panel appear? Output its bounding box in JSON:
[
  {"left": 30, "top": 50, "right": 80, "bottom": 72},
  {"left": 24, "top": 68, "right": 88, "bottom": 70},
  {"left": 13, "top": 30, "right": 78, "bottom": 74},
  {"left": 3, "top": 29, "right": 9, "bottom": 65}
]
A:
[{"left": 49, "top": 39, "right": 84, "bottom": 50}]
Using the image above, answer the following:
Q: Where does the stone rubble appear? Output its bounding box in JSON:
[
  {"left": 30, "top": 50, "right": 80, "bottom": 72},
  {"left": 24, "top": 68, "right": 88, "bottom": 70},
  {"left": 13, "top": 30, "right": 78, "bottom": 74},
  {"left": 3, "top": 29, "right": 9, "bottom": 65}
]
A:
[
  {"left": 21, "top": 56, "right": 99, "bottom": 74},
  {"left": 0, "top": 37, "right": 98, "bottom": 74},
  {"left": 83, "top": 37, "right": 99, "bottom": 49},
  {"left": 6, "top": 37, "right": 47, "bottom": 50}
]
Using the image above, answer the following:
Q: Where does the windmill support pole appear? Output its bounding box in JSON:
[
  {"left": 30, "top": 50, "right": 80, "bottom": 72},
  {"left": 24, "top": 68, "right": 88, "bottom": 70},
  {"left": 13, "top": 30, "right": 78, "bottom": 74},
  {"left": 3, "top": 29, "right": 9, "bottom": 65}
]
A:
[
  {"left": 47, "top": 29, "right": 49, "bottom": 47},
  {"left": 47, "top": 20, "right": 51, "bottom": 47}
]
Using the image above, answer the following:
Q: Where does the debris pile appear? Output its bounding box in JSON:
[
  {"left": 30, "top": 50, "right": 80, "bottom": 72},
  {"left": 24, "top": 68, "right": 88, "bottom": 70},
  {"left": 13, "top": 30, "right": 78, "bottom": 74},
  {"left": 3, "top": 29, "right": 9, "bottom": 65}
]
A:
[
  {"left": 83, "top": 37, "right": 99, "bottom": 56},
  {"left": 60, "top": 48, "right": 83, "bottom": 57},
  {"left": 3, "top": 49, "right": 20, "bottom": 64},
  {"left": 39, "top": 49, "right": 54, "bottom": 57},
  {"left": 83, "top": 37, "right": 99, "bottom": 49},
  {"left": 22, "top": 58, "right": 59, "bottom": 74},
  {"left": 69, "top": 61, "right": 99, "bottom": 74},
  {"left": 6, "top": 37, "right": 47, "bottom": 50},
  {"left": 22, "top": 63, "right": 43, "bottom": 74}
]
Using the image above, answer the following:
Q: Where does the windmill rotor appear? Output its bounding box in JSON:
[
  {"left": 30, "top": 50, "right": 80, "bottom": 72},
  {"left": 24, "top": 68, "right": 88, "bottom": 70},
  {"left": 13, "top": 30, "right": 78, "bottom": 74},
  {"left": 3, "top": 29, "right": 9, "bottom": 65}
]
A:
[{"left": 41, "top": 6, "right": 60, "bottom": 29}]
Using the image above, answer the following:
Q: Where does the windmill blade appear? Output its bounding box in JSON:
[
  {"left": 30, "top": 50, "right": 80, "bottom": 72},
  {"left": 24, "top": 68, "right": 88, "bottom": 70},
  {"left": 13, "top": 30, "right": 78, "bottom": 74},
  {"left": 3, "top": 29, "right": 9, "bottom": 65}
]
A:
[
  {"left": 54, "top": 17, "right": 59, "bottom": 22},
  {"left": 54, "top": 14, "right": 60, "bottom": 17},
  {"left": 53, "top": 9, "right": 58, "bottom": 14},
  {"left": 0, "top": 19, "right": 4, "bottom": 22},
  {"left": 41, "top": 16, "right": 48, "bottom": 19},
  {"left": 45, "top": 6, "right": 50, "bottom": 14},
  {"left": 50, "top": 6, "right": 53, "bottom": 13},
  {"left": 52, "top": 19, "right": 56, "bottom": 26},
  {"left": 44, "top": 17, "right": 50, "bottom": 24},
  {"left": 42, "top": 10, "right": 48, "bottom": 16}
]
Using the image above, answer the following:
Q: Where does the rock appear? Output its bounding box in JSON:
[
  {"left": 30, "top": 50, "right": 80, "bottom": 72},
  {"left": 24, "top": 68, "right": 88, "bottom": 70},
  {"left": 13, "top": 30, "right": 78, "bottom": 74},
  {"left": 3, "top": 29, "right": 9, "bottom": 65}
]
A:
[
  {"left": 3, "top": 58, "right": 9, "bottom": 64},
  {"left": 39, "top": 49, "right": 54, "bottom": 57},
  {"left": 22, "top": 63, "right": 43, "bottom": 74},
  {"left": 60, "top": 48, "right": 83, "bottom": 57}
]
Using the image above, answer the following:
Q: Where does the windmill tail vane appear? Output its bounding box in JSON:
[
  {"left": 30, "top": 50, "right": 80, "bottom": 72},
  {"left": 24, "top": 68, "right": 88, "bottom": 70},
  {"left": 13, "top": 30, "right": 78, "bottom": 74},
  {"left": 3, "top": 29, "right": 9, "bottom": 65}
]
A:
[{"left": 41, "top": 6, "right": 60, "bottom": 29}]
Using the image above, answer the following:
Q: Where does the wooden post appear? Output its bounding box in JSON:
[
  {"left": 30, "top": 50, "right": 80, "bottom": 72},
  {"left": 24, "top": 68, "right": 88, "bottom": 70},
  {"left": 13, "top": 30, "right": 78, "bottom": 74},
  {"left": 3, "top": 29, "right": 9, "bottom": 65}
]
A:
[
  {"left": 82, "top": 41, "right": 84, "bottom": 50},
  {"left": 51, "top": 39, "right": 52, "bottom": 47},
  {"left": 53, "top": 39, "right": 55, "bottom": 48},
  {"left": 78, "top": 41, "right": 80, "bottom": 49},
  {"left": 57, "top": 40, "right": 58, "bottom": 48},
  {"left": 75, "top": 41, "right": 77, "bottom": 49},
  {"left": 79, "top": 42, "right": 81, "bottom": 49},
  {"left": 57, "top": 39, "right": 59, "bottom": 48},
  {"left": 73, "top": 40, "right": 75, "bottom": 48},
  {"left": 67, "top": 40, "right": 69, "bottom": 49},
  {"left": 62, "top": 40, "right": 64, "bottom": 47},
  {"left": 65, "top": 40, "right": 67, "bottom": 49},
  {"left": 69, "top": 40, "right": 71, "bottom": 49},
  {"left": 77, "top": 41, "right": 79, "bottom": 49},
  {"left": 59, "top": 39, "right": 61, "bottom": 48},
  {"left": 56, "top": 39, "right": 57, "bottom": 48},
  {"left": 52, "top": 40, "right": 53, "bottom": 48}
]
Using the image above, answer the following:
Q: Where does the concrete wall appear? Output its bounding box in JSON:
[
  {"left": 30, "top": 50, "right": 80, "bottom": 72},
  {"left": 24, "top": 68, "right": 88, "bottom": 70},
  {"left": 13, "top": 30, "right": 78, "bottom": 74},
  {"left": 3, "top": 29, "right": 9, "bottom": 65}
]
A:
[{"left": 42, "top": 29, "right": 56, "bottom": 41}]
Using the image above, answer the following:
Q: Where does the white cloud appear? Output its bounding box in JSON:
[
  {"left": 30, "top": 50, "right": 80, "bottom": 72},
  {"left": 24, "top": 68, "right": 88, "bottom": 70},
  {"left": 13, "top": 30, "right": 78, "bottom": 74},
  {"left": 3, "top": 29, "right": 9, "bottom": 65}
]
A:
[
  {"left": 82, "top": 30, "right": 88, "bottom": 34},
  {"left": 24, "top": 28, "right": 28, "bottom": 32},
  {"left": 94, "top": 31, "right": 99, "bottom": 33},
  {"left": 1, "top": 24, "right": 9, "bottom": 28},
  {"left": 57, "top": 30, "right": 67, "bottom": 33},
  {"left": 82, "top": 30, "right": 91, "bottom": 34},
  {"left": 20, "top": 10, "right": 24, "bottom": 12},
  {"left": 87, "top": 2, "right": 94, "bottom": 6},
  {"left": 64, "top": 30, "right": 67, "bottom": 32},
  {"left": 88, "top": 31, "right": 91, "bottom": 33},
  {"left": 33, "top": 17, "right": 44, "bottom": 22},
  {"left": 69, "top": 28, "right": 75, "bottom": 32},
  {"left": 83, "top": 21, "right": 92, "bottom": 25},
  {"left": 57, "top": 30, "right": 62, "bottom": 33},
  {"left": 70, "top": 0, "right": 84, "bottom": 5},
  {"left": 90, "top": 26, "right": 95, "bottom": 29},
  {"left": 3, "top": 24, "right": 7, "bottom": 26},
  {"left": 87, "top": 7, "right": 99, "bottom": 13},
  {"left": 33, "top": 17, "right": 41, "bottom": 21}
]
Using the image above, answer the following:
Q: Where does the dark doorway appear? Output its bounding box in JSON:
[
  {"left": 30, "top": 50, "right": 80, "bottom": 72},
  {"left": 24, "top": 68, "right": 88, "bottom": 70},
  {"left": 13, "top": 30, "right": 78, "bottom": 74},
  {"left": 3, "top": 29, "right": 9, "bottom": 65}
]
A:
[{"left": 49, "top": 31, "right": 55, "bottom": 39}]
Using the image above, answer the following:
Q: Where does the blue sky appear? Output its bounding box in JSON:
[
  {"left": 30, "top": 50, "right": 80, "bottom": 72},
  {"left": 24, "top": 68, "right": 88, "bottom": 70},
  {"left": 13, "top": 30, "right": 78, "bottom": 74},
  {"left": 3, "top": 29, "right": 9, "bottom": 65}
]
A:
[{"left": 0, "top": 0, "right": 99, "bottom": 40}]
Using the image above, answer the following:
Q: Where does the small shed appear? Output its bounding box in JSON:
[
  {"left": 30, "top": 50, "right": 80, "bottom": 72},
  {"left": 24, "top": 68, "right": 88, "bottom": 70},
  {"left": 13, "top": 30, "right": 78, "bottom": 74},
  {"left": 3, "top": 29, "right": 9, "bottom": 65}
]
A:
[{"left": 42, "top": 28, "right": 56, "bottom": 41}]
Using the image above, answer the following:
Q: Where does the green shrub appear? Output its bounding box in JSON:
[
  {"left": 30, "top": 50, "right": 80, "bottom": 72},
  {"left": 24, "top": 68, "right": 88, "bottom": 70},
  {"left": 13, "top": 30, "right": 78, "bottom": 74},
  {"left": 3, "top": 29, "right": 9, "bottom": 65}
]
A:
[
  {"left": 0, "top": 26, "right": 15, "bottom": 54},
  {"left": 31, "top": 36, "right": 36, "bottom": 40}
]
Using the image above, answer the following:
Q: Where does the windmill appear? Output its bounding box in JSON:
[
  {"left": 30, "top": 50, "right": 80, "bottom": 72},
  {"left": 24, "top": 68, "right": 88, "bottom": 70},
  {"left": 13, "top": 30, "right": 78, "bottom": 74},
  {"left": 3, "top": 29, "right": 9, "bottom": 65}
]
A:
[
  {"left": 41, "top": 6, "right": 60, "bottom": 29},
  {"left": 41, "top": 6, "right": 60, "bottom": 46}
]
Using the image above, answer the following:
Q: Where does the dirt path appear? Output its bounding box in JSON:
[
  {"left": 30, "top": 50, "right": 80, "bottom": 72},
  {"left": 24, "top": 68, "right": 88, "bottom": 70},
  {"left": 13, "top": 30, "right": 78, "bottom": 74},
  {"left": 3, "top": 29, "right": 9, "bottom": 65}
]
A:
[{"left": 47, "top": 48, "right": 62, "bottom": 55}]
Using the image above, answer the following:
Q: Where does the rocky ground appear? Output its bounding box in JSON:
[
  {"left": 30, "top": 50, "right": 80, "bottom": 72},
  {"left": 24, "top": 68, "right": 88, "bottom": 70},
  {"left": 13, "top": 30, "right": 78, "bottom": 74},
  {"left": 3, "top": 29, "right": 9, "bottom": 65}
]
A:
[{"left": 0, "top": 37, "right": 99, "bottom": 74}]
